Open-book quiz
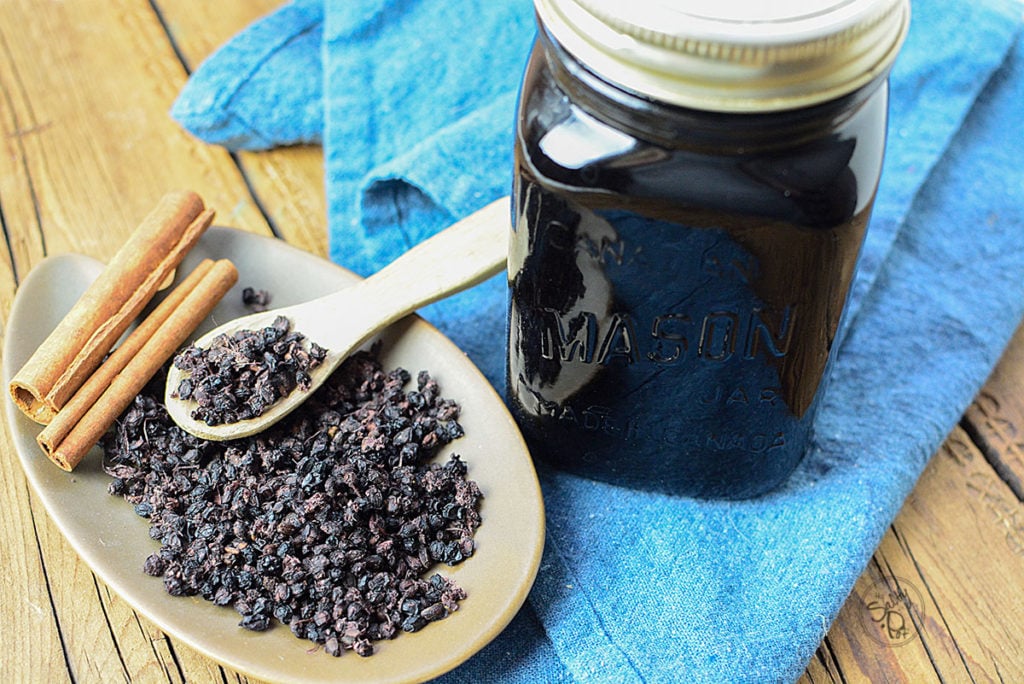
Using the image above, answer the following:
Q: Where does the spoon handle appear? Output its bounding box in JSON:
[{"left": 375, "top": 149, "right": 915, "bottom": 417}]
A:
[{"left": 306, "top": 196, "right": 510, "bottom": 344}]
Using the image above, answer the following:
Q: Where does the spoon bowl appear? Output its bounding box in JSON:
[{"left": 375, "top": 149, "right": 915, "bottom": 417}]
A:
[{"left": 165, "top": 197, "right": 509, "bottom": 441}]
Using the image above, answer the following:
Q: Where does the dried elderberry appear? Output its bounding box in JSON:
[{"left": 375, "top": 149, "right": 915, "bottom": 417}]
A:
[
  {"left": 241, "top": 286, "right": 272, "bottom": 312},
  {"left": 172, "top": 315, "right": 328, "bottom": 425},
  {"left": 102, "top": 346, "right": 482, "bottom": 658}
]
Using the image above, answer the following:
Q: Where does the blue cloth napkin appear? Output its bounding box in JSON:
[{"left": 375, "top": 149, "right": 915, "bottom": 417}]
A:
[{"left": 173, "top": 1, "right": 1024, "bottom": 680}]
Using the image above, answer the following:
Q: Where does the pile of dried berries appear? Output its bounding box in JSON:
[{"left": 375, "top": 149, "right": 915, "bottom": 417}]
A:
[
  {"left": 102, "top": 348, "right": 482, "bottom": 657},
  {"left": 172, "top": 315, "right": 327, "bottom": 425}
]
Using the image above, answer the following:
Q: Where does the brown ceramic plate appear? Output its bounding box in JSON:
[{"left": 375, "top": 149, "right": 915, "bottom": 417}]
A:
[{"left": 3, "top": 227, "right": 544, "bottom": 684}]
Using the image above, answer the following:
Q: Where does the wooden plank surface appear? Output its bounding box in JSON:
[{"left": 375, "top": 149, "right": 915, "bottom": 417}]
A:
[
  {"left": 802, "top": 417, "right": 1024, "bottom": 683},
  {"left": 1, "top": 1, "right": 1021, "bottom": 682}
]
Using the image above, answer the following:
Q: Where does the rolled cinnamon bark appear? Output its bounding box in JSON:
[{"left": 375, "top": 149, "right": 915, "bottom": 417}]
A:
[
  {"left": 39, "top": 258, "right": 238, "bottom": 471},
  {"left": 36, "top": 258, "right": 215, "bottom": 461},
  {"left": 10, "top": 191, "right": 212, "bottom": 423}
]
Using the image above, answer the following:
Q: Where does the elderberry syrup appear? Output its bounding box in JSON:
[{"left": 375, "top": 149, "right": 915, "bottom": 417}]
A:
[{"left": 507, "top": 0, "right": 910, "bottom": 498}]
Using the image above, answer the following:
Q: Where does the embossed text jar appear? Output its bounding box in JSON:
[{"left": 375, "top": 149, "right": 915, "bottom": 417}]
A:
[{"left": 507, "top": 0, "right": 910, "bottom": 498}]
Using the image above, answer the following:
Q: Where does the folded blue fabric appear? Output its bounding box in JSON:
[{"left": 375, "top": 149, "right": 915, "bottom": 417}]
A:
[
  {"left": 172, "top": 0, "right": 324, "bottom": 150},
  {"left": 174, "top": 1, "right": 1024, "bottom": 681}
]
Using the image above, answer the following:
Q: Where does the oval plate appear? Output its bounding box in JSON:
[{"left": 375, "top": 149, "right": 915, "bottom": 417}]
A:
[{"left": 2, "top": 227, "right": 544, "bottom": 684}]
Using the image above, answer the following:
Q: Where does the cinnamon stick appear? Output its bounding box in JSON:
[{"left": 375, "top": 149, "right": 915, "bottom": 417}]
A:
[
  {"left": 10, "top": 191, "right": 213, "bottom": 423},
  {"left": 37, "top": 258, "right": 215, "bottom": 460},
  {"left": 39, "top": 258, "right": 239, "bottom": 471}
]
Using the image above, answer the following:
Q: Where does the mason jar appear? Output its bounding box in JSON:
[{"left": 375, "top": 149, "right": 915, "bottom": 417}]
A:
[{"left": 507, "top": 0, "right": 910, "bottom": 498}]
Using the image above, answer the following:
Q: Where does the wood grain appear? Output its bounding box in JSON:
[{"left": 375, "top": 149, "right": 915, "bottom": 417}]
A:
[
  {"left": 1, "top": 0, "right": 1022, "bottom": 681},
  {"left": 0, "top": 457, "right": 66, "bottom": 678},
  {"left": 965, "top": 322, "right": 1024, "bottom": 502},
  {"left": 801, "top": 420, "right": 1024, "bottom": 683},
  {"left": 0, "top": 0, "right": 271, "bottom": 266}
]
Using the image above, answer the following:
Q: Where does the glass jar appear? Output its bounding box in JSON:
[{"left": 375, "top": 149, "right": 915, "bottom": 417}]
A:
[{"left": 507, "top": 0, "right": 910, "bottom": 498}]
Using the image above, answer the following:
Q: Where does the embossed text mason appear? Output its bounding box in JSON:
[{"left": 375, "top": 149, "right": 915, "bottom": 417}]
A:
[{"left": 507, "top": 0, "right": 911, "bottom": 497}]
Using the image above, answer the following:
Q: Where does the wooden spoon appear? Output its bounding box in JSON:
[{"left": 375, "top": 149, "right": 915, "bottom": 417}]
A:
[{"left": 164, "top": 197, "right": 509, "bottom": 441}]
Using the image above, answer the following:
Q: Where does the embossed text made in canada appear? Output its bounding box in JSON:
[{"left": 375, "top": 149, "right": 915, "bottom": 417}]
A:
[{"left": 549, "top": 402, "right": 787, "bottom": 453}]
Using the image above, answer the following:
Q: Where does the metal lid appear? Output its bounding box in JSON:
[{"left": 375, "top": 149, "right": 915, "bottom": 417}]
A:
[{"left": 535, "top": 0, "right": 910, "bottom": 112}]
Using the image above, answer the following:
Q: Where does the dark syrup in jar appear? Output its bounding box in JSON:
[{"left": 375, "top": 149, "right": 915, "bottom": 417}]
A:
[{"left": 507, "top": 33, "right": 890, "bottom": 498}]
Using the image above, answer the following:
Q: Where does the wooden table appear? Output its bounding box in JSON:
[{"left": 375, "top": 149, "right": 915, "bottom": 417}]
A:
[{"left": 1, "top": 2, "right": 1021, "bottom": 681}]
